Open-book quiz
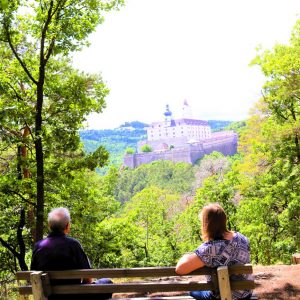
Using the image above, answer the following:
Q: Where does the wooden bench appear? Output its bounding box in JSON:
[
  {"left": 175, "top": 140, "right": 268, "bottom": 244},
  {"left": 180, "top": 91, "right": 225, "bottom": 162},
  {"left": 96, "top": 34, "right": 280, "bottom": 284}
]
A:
[{"left": 16, "top": 264, "right": 257, "bottom": 300}]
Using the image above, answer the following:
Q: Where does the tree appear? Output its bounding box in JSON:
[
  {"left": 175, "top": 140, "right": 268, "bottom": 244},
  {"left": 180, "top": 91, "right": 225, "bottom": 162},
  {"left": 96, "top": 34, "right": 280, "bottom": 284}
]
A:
[
  {"left": 122, "top": 186, "right": 182, "bottom": 266},
  {"left": 193, "top": 151, "right": 231, "bottom": 189},
  {"left": 115, "top": 160, "right": 195, "bottom": 203},
  {"left": 0, "top": 0, "right": 123, "bottom": 272},
  {"left": 0, "top": 0, "right": 122, "bottom": 240},
  {"left": 0, "top": 1, "right": 8, "bottom": 10},
  {"left": 233, "top": 20, "right": 300, "bottom": 264},
  {"left": 141, "top": 144, "right": 153, "bottom": 152},
  {"left": 125, "top": 147, "right": 135, "bottom": 154},
  {"left": 251, "top": 21, "right": 300, "bottom": 165}
]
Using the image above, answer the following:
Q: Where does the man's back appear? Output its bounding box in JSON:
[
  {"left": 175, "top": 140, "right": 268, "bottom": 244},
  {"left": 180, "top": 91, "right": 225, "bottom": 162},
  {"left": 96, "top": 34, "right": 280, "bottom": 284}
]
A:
[
  {"left": 31, "top": 231, "right": 91, "bottom": 271},
  {"left": 31, "top": 231, "right": 91, "bottom": 286},
  {"left": 30, "top": 207, "right": 112, "bottom": 300}
]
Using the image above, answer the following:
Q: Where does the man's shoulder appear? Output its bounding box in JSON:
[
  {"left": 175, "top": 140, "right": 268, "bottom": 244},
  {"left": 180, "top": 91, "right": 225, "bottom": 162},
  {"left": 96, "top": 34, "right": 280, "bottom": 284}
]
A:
[
  {"left": 35, "top": 234, "right": 83, "bottom": 248},
  {"left": 64, "top": 235, "right": 82, "bottom": 245}
]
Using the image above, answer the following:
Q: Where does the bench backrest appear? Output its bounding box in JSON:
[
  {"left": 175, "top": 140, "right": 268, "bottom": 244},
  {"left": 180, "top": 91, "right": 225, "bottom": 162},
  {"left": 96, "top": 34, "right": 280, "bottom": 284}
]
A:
[{"left": 16, "top": 264, "right": 255, "bottom": 300}]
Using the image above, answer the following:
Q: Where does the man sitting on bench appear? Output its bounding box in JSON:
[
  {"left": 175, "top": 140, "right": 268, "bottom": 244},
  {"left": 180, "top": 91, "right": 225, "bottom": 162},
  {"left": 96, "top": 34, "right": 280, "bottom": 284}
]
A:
[{"left": 31, "top": 207, "right": 112, "bottom": 300}]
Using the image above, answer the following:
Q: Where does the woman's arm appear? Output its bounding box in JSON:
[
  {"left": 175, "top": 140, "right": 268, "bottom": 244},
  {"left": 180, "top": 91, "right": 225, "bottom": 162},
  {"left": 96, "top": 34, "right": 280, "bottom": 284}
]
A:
[{"left": 175, "top": 252, "right": 205, "bottom": 275}]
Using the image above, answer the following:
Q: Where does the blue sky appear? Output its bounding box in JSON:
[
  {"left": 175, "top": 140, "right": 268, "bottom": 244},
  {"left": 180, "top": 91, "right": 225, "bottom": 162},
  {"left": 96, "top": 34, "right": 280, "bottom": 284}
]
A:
[{"left": 73, "top": 0, "right": 300, "bottom": 129}]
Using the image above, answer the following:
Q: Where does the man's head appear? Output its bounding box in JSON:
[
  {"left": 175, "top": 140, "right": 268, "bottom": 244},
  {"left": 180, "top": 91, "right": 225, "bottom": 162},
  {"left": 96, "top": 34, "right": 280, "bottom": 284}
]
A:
[{"left": 48, "top": 207, "right": 71, "bottom": 234}]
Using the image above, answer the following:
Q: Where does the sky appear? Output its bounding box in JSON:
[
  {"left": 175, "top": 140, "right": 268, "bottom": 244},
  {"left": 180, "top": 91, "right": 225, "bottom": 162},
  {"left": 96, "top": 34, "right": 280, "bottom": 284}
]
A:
[{"left": 72, "top": 0, "right": 300, "bottom": 129}]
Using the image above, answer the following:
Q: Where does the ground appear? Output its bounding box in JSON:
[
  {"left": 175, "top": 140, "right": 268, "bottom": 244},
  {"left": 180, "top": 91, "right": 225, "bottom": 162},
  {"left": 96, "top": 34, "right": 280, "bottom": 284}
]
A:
[{"left": 253, "top": 264, "right": 300, "bottom": 299}]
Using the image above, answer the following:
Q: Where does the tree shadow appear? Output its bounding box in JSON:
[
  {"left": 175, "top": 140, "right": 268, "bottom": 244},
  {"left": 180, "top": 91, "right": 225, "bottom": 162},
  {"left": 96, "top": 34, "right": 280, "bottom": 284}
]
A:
[{"left": 258, "top": 283, "right": 300, "bottom": 300}]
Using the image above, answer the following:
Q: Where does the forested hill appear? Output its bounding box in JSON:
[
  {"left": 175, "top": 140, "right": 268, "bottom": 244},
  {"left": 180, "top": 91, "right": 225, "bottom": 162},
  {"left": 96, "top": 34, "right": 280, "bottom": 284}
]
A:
[{"left": 79, "top": 120, "right": 236, "bottom": 172}]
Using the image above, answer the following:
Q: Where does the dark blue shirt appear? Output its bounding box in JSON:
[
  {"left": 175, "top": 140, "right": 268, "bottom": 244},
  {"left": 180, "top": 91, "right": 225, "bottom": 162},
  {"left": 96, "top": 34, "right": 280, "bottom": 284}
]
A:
[
  {"left": 31, "top": 232, "right": 110, "bottom": 300},
  {"left": 31, "top": 231, "right": 91, "bottom": 284}
]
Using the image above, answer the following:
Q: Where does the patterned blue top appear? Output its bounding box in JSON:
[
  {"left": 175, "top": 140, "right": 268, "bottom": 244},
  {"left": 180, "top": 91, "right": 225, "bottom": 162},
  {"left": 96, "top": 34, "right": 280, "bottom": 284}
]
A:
[{"left": 194, "top": 232, "right": 252, "bottom": 299}]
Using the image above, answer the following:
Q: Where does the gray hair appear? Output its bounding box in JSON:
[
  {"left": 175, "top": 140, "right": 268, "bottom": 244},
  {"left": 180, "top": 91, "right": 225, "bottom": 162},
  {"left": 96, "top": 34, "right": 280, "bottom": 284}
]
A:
[{"left": 48, "top": 207, "right": 71, "bottom": 232}]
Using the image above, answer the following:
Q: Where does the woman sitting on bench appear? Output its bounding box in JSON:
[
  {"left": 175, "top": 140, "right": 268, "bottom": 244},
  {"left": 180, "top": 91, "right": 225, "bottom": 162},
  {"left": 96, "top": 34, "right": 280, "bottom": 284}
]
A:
[{"left": 175, "top": 203, "right": 253, "bottom": 300}]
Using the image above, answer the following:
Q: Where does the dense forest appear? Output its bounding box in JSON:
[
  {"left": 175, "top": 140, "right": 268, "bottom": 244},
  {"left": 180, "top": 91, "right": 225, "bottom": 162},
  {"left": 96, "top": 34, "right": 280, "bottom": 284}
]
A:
[{"left": 0, "top": 1, "right": 299, "bottom": 299}]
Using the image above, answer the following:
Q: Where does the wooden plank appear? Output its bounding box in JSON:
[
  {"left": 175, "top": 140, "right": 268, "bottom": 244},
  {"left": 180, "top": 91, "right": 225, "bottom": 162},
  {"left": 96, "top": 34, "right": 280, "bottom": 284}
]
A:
[
  {"left": 18, "top": 280, "right": 255, "bottom": 296},
  {"left": 17, "top": 267, "right": 216, "bottom": 280},
  {"left": 17, "top": 265, "right": 252, "bottom": 280},
  {"left": 18, "top": 286, "right": 33, "bottom": 295},
  {"left": 51, "top": 282, "right": 214, "bottom": 294},
  {"left": 227, "top": 264, "right": 253, "bottom": 275},
  {"left": 30, "top": 272, "right": 47, "bottom": 300},
  {"left": 16, "top": 272, "right": 32, "bottom": 281},
  {"left": 47, "top": 267, "right": 215, "bottom": 279},
  {"left": 217, "top": 266, "right": 232, "bottom": 300},
  {"left": 230, "top": 280, "right": 255, "bottom": 290},
  {"left": 17, "top": 292, "right": 30, "bottom": 300},
  {"left": 292, "top": 253, "right": 300, "bottom": 264},
  {"left": 41, "top": 273, "right": 51, "bottom": 297}
]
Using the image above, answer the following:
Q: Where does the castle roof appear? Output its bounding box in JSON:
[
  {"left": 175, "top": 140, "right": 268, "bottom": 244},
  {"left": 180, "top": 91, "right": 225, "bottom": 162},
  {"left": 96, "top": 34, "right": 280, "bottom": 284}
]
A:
[{"left": 175, "top": 118, "right": 208, "bottom": 126}]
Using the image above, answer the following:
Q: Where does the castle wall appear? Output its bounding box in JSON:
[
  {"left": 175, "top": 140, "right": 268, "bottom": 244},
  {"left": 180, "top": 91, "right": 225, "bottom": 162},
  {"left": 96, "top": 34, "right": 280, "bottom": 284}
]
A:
[
  {"left": 202, "top": 132, "right": 238, "bottom": 157},
  {"left": 138, "top": 136, "right": 188, "bottom": 152},
  {"left": 124, "top": 148, "right": 192, "bottom": 167},
  {"left": 124, "top": 131, "right": 238, "bottom": 168}
]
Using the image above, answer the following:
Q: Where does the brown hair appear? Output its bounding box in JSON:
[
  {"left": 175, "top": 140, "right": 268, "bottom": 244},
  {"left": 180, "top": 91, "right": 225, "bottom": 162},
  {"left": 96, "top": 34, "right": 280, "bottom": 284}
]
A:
[{"left": 200, "top": 203, "right": 229, "bottom": 241}]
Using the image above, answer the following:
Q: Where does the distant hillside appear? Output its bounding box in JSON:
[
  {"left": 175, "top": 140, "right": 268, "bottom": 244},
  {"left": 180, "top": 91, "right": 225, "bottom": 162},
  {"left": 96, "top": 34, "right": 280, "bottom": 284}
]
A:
[
  {"left": 80, "top": 120, "right": 236, "bottom": 173},
  {"left": 79, "top": 121, "right": 148, "bottom": 173},
  {"left": 208, "top": 120, "right": 233, "bottom": 132}
]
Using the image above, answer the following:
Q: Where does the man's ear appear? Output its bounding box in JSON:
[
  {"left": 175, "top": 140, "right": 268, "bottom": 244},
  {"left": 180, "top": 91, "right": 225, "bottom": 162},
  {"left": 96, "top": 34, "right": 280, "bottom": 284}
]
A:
[{"left": 64, "top": 222, "right": 71, "bottom": 234}]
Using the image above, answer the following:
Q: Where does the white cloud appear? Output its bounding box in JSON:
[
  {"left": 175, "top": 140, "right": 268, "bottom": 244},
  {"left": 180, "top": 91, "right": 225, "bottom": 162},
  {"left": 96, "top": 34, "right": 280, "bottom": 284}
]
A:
[{"left": 73, "top": 0, "right": 300, "bottom": 129}]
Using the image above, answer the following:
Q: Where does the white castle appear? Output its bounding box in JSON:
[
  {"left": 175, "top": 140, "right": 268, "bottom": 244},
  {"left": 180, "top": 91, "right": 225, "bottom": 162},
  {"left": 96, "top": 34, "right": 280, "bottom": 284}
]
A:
[
  {"left": 124, "top": 100, "right": 238, "bottom": 168},
  {"left": 147, "top": 100, "right": 211, "bottom": 143}
]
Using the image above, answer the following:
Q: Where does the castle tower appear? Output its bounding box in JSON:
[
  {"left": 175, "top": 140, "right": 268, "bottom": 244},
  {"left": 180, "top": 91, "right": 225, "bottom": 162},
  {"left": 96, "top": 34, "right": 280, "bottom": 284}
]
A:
[
  {"left": 182, "top": 99, "right": 193, "bottom": 119},
  {"left": 164, "top": 104, "right": 172, "bottom": 127}
]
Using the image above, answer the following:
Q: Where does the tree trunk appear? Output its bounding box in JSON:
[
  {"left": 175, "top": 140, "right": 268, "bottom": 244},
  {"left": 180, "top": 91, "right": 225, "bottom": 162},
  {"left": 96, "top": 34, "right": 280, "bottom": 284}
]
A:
[
  {"left": 16, "top": 209, "right": 28, "bottom": 271},
  {"left": 35, "top": 82, "right": 45, "bottom": 242},
  {"left": 22, "top": 126, "right": 30, "bottom": 178},
  {"left": 294, "top": 134, "right": 300, "bottom": 164}
]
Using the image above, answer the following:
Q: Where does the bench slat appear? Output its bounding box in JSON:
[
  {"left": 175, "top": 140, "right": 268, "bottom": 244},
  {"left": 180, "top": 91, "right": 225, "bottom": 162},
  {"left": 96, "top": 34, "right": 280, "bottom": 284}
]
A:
[
  {"left": 51, "top": 282, "right": 215, "bottom": 294},
  {"left": 228, "top": 264, "right": 253, "bottom": 275},
  {"left": 16, "top": 265, "right": 253, "bottom": 280},
  {"left": 17, "top": 267, "right": 214, "bottom": 280},
  {"left": 18, "top": 286, "right": 33, "bottom": 295},
  {"left": 231, "top": 280, "right": 256, "bottom": 290},
  {"left": 19, "top": 282, "right": 214, "bottom": 295}
]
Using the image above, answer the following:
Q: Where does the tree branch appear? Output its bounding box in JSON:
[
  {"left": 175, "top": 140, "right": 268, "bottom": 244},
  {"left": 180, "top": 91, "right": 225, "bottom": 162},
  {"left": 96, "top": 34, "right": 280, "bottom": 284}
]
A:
[
  {"left": 0, "top": 125, "right": 21, "bottom": 137},
  {"left": 17, "top": 208, "right": 26, "bottom": 266},
  {"left": 7, "top": 82, "right": 25, "bottom": 102},
  {"left": 44, "top": 38, "right": 55, "bottom": 63},
  {"left": 3, "top": 22, "right": 38, "bottom": 85},
  {"left": 3, "top": 189, "right": 36, "bottom": 207},
  {"left": 40, "top": 0, "right": 55, "bottom": 67},
  {"left": 22, "top": 122, "right": 35, "bottom": 143},
  {"left": 0, "top": 237, "right": 19, "bottom": 257}
]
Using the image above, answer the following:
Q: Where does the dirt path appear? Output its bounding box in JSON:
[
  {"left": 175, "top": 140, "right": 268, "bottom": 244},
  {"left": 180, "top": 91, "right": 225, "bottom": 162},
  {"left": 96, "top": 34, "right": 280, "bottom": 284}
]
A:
[{"left": 253, "top": 264, "right": 300, "bottom": 299}]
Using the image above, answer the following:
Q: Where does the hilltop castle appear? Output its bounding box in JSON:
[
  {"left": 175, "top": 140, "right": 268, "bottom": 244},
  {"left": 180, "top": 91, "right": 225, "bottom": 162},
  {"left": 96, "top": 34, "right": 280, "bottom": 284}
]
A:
[{"left": 124, "top": 101, "right": 237, "bottom": 168}]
